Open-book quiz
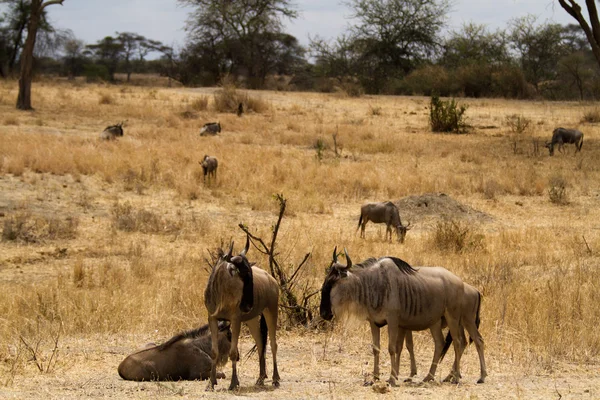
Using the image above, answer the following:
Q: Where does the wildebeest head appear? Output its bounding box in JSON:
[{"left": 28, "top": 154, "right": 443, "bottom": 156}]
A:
[
  {"left": 101, "top": 121, "right": 124, "bottom": 140},
  {"left": 396, "top": 221, "right": 412, "bottom": 243},
  {"left": 319, "top": 246, "right": 353, "bottom": 321},
  {"left": 207, "top": 237, "right": 254, "bottom": 314}
]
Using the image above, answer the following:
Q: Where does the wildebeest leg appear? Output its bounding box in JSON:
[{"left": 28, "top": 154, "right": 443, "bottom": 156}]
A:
[
  {"left": 443, "top": 315, "right": 465, "bottom": 384},
  {"left": 246, "top": 316, "right": 267, "bottom": 386},
  {"left": 423, "top": 320, "right": 444, "bottom": 382},
  {"left": 264, "top": 307, "right": 280, "bottom": 387},
  {"left": 360, "top": 219, "right": 367, "bottom": 239},
  {"left": 206, "top": 317, "right": 220, "bottom": 390},
  {"left": 391, "top": 328, "right": 406, "bottom": 386},
  {"left": 366, "top": 321, "right": 381, "bottom": 385},
  {"left": 228, "top": 318, "right": 242, "bottom": 390},
  {"left": 387, "top": 323, "right": 401, "bottom": 386},
  {"left": 464, "top": 319, "right": 487, "bottom": 383},
  {"left": 403, "top": 330, "right": 417, "bottom": 379},
  {"left": 386, "top": 224, "right": 392, "bottom": 242}
]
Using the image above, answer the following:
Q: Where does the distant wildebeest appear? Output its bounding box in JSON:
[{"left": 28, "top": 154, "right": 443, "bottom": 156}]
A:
[
  {"left": 398, "top": 280, "right": 487, "bottom": 384},
  {"left": 545, "top": 127, "right": 584, "bottom": 156},
  {"left": 117, "top": 322, "right": 231, "bottom": 381},
  {"left": 205, "top": 237, "right": 280, "bottom": 390},
  {"left": 100, "top": 122, "right": 124, "bottom": 140},
  {"left": 319, "top": 248, "right": 466, "bottom": 386},
  {"left": 200, "top": 121, "right": 221, "bottom": 136},
  {"left": 358, "top": 201, "right": 411, "bottom": 243},
  {"left": 237, "top": 102, "right": 244, "bottom": 117},
  {"left": 200, "top": 155, "right": 218, "bottom": 183}
]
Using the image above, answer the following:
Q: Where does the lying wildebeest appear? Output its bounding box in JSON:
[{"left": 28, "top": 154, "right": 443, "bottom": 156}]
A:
[
  {"left": 545, "top": 127, "right": 584, "bottom": 156},
  {"left": 205, "top": 237, "right": 280, "bottom": 390},
  {"left": 357, "top": 201, "right": 411, "bottom": 243},
  {"left": 398, "top": 280, "right": 487, "bottom": 384},
  {"left": 117, "top": 322, "right": 231, "bottom": 381},
  {"left": 319, "top": 248, "right": 466, "bottom": 386},
  {"left": 199, "top": 155, "right": 218, "bottom": 183},
  {"left": 100, "top": 121, "right": 124, "bottom": 140},
  {"left": 200, "top": 121, "right": 221, "bottom": 136}
]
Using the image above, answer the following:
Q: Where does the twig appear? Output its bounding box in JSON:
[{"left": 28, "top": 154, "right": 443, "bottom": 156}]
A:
[
  {"left": 582, "top": 235, "right": 593, "bottom": 255},
  {"left": 19, "top": 336, "right": 43, "bottom": 372}
]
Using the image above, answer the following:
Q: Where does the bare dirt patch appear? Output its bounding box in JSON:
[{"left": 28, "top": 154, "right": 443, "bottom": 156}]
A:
[{"left": 395, "top": 193, "right": 493, "bottom": 226}]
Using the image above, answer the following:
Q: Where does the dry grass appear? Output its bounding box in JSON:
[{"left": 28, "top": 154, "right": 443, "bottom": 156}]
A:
[{"left": 1, "top": 78, "right": 600, "bottom": 397}]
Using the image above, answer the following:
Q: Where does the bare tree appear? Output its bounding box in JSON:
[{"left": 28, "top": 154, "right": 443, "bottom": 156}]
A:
[
  {"left": 558, "top": 0, "right": 600, "bottom": 69},
  {"left": 16, "top": 0, "right": 64, "bottom": 110}
]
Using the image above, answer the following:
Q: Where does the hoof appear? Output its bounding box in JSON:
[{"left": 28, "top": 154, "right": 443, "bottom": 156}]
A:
[
  {"left": 423, "top": 374, "right": 435, "bottom": 383},
  {"left": 255, "top": 377, "right": 266, "bottom": 387},
  {"left": 272, "top": 380, "right": 280, "bottom": 388},
  {"left": 216, "top": 372, "right": 226, "bottom": 379},
  {"left": 386, "top": 378, "right": 398, "bottom": 387},
  {"left": 205, "top": 383, "right": 215, "bottom": 392},
  {"left": 403, "top": 377, "right": 413, "bottom": 383},
  {"left": 477, "top": 377, "right": 486, "bottom": 384}
]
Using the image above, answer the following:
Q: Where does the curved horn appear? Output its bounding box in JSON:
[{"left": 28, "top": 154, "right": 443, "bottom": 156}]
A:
[
  {"left": 343, "top": 247, "right": 352, "bottom": 269},
  {"left": 226, "top": 241, "right": 234, "bottom": 259},
  {"left": 332, "top": 246, "right": 338, "bottom": 263},
  {"left": 241, "top": 234, "right": 250, "bottom": 257},
  {"left": 405, "top": 221, "right": 412, "bottom": 230}
]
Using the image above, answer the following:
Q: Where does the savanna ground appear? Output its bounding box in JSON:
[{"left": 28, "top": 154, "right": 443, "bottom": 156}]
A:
[{"left": 1, "top": 75, "right": 600, "bottom": 399}]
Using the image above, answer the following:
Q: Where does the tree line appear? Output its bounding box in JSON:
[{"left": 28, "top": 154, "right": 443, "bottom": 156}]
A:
[{"left": 3, "top": 0, "right": 600, "bottom": 101}]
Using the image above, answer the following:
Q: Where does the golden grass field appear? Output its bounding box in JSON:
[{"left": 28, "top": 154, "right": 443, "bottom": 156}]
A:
[{"left": 1, "top": 77, "right": 600, "bottom": 399}]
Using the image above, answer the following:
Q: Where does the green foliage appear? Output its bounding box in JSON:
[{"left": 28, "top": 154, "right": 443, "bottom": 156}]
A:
[
  {"left": 429, "top": 95, "right": 469, "bottom": 134},
  {"left": 83, "top": 64, "right": 110, "bottom": 82}
]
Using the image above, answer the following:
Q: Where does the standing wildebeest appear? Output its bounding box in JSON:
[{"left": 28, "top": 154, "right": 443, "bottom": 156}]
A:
[
  {"left": 205, "top": 237, "right": 280, "bottom": 390},
  {"left": 200, "top": 155, "right": 218, "bottom": 183},
  {"left": 319, "top": 248, "right": 466, "bottom": 386},
  {"left": 117, "top": 322, "right": 231, "bottom": 381},
  {"left": 358, "top": 202, "right": 411, "bottom": 243},
  {"left": 399, "top": 280, "right": 487, "bottom": 384},
  {"left": 100, "top": 122, "right": 124, "bottom": 140},
  {"left": 200, "top": 121, "right": 221, "bottom": 136},
  {"left": 545, "top": 127, "right": 584, "bottom": 156}
]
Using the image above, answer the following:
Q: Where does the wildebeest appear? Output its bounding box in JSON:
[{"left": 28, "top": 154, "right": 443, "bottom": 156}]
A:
[
  {"left": 204, "top": 237, "right": 280, "bottom": 390},
  {"left": 357, "top": 202, "right": 411, "bottom": 243},
  {"left": 319, "top": 248, "right": 466, "bottom": 386},
  {"left": 100, "top": 122, "right": 124, "bottom": 140},
  {"left": 545, "top": 127, "right": 584, "bottom": 156},
  {"left": 399, "top": 280, "right": 487, "bottom": 384},
  {"left": 200, "top": 155, "right": 218, "bottom": 183},
  {"left": 200, "top": 121, "right": 221, "bottom": 136},
  {"left": 117, "top": 322, "right": 231, "bottom": 381},
  {"left": 237, "top": 102, "right": 244, "bottom": 117}
]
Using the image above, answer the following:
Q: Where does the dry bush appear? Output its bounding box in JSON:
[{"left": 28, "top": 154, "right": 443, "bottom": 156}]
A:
[
  {"left": 4, "top": 116, "right": 19, "bottom": 125},
  {"left": 548, "top": 175, "right": 568, "bottom": 205},
  {"left": 98, "top": 92, "right": 115, "bottom": 105},
  {"left": 2, "top": 212, "right": 78, "bottom": 243},
  {"left": 213, "top": 85, "right": 269, "bottom": 113},
  {"left": 190, "top": 95, "right": 209, "bottom": 111},
  {"left": 111, "top": 202, "right": 182, "bottom": 234},
  {"left": 368, "top": 104, "right": 383, "bottom": 116},
  {"left": 581, "top": 108, "right": 600, "bottom": 123},
  {"left": 431, "top": 219, "right": 484, "bottom": 253}
]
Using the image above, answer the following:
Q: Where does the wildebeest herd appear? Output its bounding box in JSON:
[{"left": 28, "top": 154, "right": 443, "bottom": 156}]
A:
[{"left": 112, "top": 117, "right": 581, "bottom": 390}]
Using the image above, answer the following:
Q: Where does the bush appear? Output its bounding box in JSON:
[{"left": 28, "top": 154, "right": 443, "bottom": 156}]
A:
[
  {"left": 506, "top": 114, "right": 531, "bottom": 135},
  {"left": 429, "top": 95, "right": 469, "bottom": 134},
  {"left": 2, "top": 212, "right": 78, "bottom": 243},
  {"left": 431, "top": 219, "right": 484, "bottom": 253},
  {"left": 213, "top": 85, "right": 269, "bottom": 114},
  {"left": 548, "top": 176, "right": 568, "bottom": 205},
  {"left": 581, "top": 109, "right": 600, "bottom": 123},
  {"left": 83, "top": 64, "right": 110, "bottom": 83},
  {"left": 111, "top": 202, "right": 182, "bottom": 233},
  {"left": 404, "top": 65, "right": 450, "bottom": 96}
]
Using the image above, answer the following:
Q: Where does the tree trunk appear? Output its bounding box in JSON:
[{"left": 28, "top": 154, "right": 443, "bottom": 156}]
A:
[
  {"left": 16, "top": 2, "right": 41, "bottom": 110},
  {"left": 558, "top": 0, "right": 600, "bottom": 70},
  {"left": 16, "top": 0, "right": 64, "bottom": 110}
]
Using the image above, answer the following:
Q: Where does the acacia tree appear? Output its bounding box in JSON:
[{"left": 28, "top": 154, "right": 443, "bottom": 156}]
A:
[
  {"left": 15, "top": 0, "right": 63, "bottom": 110},
  {"left": 558, "top": 0, "right": 600, "bottom": 69},
  {"left": 179, "top": 0, "right": 299, "bottom": 87}
]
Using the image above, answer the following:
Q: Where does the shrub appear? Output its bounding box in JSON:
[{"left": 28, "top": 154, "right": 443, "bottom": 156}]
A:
[
  {"left": 213, "top": 85, "right": 269, "bottom": 114},
  {"left": 581, "top": 109, "right": 600, "bottom": 123},
  {"left": 190, "top": 96, "right": 209, "bottom": 111},
  {"left": 506, "top": 114, "right": 531, "bottom": 135},
  {"left": 548, "top": 176, "right": 568, "bottom": 205},
  {"left": 111, "top": 202, "right": 182, "bottom": 233},
  {"left": 404, "top": 65, "right": 450, "bottom": 96},
  {"left": 432, "top": 219, "right": 484, "bottom": 253},
  {"left": 2, "top": 212, "right": 78, "bottom": 242},
  {"left": 429, "top": 95, "right": 469, "bottom": 134}
]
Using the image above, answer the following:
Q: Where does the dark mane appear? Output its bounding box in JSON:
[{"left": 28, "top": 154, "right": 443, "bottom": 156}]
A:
[
  {"left": 157, "top": 323, "right": 210, "bottom": 351},
  {"left": 352, "top": 257, "right": 379, "bottom": 269},
  {"left": 386, "top": 256, "right": 416, "bottom": 274}
]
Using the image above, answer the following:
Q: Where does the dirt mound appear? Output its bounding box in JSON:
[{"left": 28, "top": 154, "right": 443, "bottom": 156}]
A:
[{"left": 394, "top": 193, "right": 492, "bottom": 225}]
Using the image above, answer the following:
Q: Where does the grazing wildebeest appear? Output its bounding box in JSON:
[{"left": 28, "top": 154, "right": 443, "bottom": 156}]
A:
[
  {"left": 357, "top": 202, "right": 411, "bottom": 243},
  {"left": 319, "top": 248, "right": 466, "bottom": 386},
  {"left": 200, "top": 121, "right": 221, "bottom": 136},
  {"left": 205, "top": 237, "right": 280, "bottom": 390},
  {"left": 545, "top": 127, "right": 584, "bottom": 156},
  {"left": 399, "top": 280, "right": 487, "bottom": 384},
  {"left": 199, "top": 155, "right": 218, "bottom": 183},
  {"left": 117, "top": 322, "right": 231, "bottom": 381},
  {"left": 100, "top": 122, "right": 124, "bottom": 140}
]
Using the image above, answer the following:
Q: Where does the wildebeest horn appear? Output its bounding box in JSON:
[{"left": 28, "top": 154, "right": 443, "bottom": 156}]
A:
[
  {"left": 405, "top": 221, "right": 412, "bottom": 230},
  {"left": 343, "top": 247, "right": 352, "bottom": 269},
  {"left": 332, "top": 246, "right": 338, "bottom": 263},
  {"left": 241, "top": 234, "right": 249, "bottom": 257},
  {"left": 226, "top": 241, "right": 234, "bottom": 260}
]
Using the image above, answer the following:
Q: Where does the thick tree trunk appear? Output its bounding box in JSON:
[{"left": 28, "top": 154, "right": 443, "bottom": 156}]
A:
[
  {"left": 16, "top": 3, "right": 40, "bottom": 110},
  {"left": 558, "top": 0, "right": 600, "bottom": 70},
  {"left": 16, "top": 0, "right": 64, "bottom": 110}
]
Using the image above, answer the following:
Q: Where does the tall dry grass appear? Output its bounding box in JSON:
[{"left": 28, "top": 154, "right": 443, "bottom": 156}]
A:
[{"left": 1, "top": 79, "right": 600, "bottom": 381}]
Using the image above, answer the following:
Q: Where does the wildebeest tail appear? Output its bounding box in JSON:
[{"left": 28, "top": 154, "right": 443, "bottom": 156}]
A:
[
  {"left": 243, "top": 314, "right": 268, "bottom": 360},
  {"left": 357, "top": 213, "right": 363, "bottom": 231},
  {"left": 440, "top": 331, "right": 453, "bottom": 362},
  {"left": 580, "top": 134, "right": 584, "bottom": 151}
]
